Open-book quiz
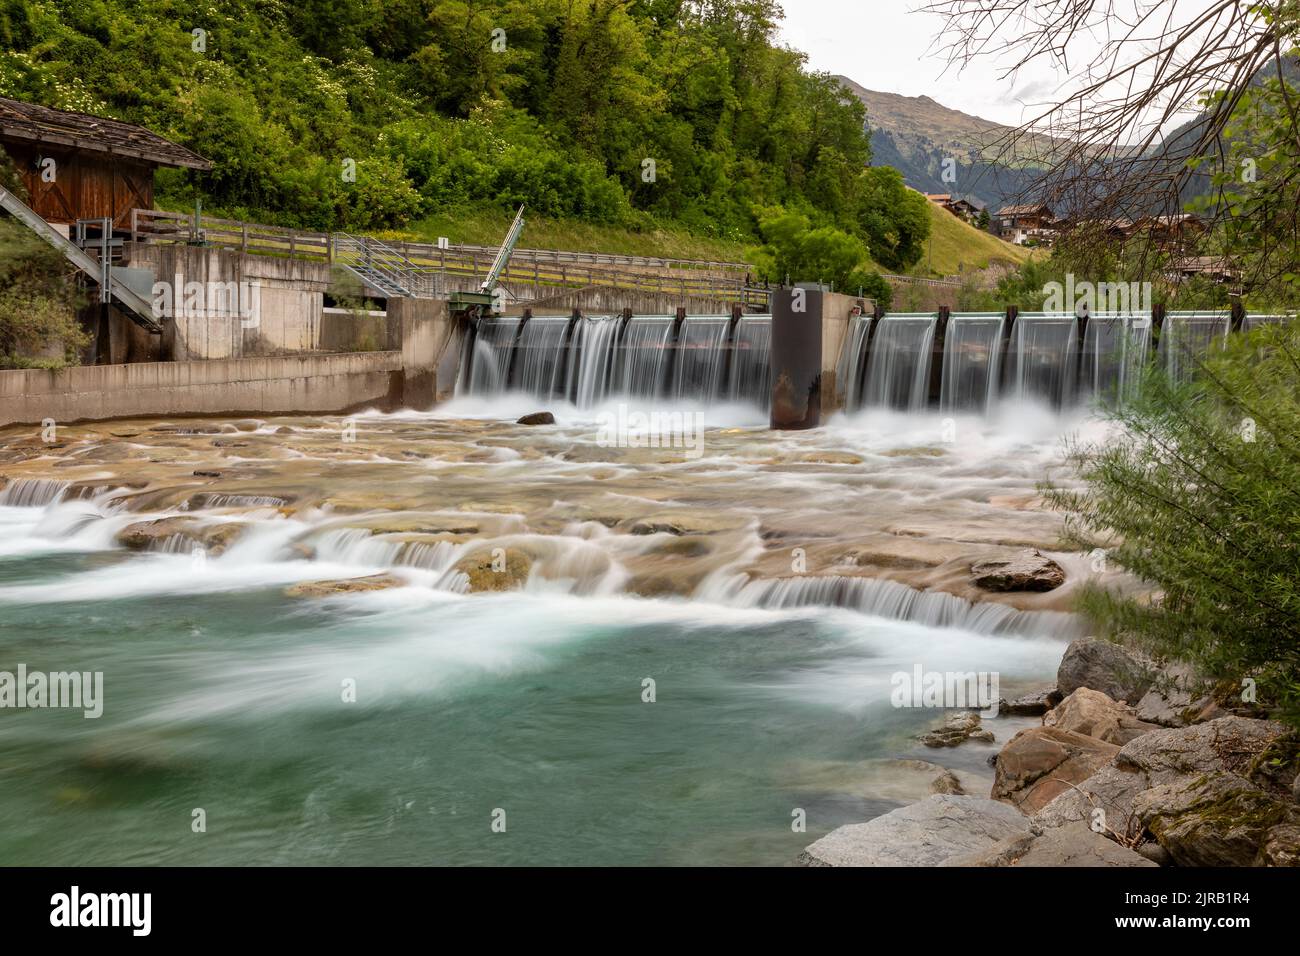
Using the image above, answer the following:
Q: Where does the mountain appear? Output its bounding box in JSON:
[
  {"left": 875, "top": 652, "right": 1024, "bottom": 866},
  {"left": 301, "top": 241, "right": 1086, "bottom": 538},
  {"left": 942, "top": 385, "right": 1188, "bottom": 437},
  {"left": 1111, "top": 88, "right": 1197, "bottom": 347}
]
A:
[{"left": 835, "top": 76, "right": 1050, "bottom": 213}]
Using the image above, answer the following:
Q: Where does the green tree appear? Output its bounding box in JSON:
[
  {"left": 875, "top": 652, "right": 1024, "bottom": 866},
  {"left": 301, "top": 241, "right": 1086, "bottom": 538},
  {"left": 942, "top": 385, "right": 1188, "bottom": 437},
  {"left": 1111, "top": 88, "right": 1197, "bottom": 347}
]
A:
[
  {"left": 1042, "top": 323, "right": 1300, "bottom": 724},
  {"left": 852, "top": 167, "right": 930, "bottom": 272}
]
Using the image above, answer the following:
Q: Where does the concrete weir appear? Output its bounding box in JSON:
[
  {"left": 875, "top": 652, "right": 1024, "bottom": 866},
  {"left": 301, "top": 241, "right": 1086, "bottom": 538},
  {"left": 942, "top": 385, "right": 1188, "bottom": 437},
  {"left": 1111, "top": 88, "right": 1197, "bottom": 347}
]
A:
[{"left": 0, "top": 297, "right": 457, "bottom": 428}]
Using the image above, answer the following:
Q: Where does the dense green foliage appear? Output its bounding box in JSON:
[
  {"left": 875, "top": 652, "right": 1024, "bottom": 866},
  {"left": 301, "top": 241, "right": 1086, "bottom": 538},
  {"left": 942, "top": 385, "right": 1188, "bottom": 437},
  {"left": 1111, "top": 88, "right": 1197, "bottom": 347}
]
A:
[
  {"left": 1043, "top": 324, "right": 1300, "bottom": 725},
  {"left": 0, "top": 0, "right": 927, "bottom": 281},
  {"left": 1190, "top": 61, "right": 1300, "bottom": 301},
  {"left": 0, "top": 160, "right": 87, "bottom": 368}
]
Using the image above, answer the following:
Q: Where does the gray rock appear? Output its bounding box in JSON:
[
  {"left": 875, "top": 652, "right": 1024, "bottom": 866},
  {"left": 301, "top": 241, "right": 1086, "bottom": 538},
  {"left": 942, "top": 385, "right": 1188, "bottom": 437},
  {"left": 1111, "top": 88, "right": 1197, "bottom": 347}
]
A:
[
  {"left": 1033, "top": 716, "right": 1294, "bottom": 836},
  {"left": 1135, "top": 686, "right": 1201, "bottom": 727},
  {"left": 1116, "top": 715, "right": 1291, "bottom": 780},
  {"left": 1000, "top": 688, "right": 1061, "bottom": 716},
  {"left": 1057, "top": 637, "right": 1153, "bottom": 704},
  {"left": 992, "top": 727, "right": 1119, "bottom": 813},
  {"left": 1043, "top": 687, "right": 1160, "bottom": 745},
  {"left": 970, "top": 549, "right": 1065, "bottom": 592},
  {"left": 1258, "top": 824, "right": 1300, "bottom": 866},
  {"left": 939, "top": 831, "right": 1038, "bottom": 867},
  {"left": 1135, "top": 842, "right": 1173, "bottom": 866},
  {"left": 798, "top": 795, "right": 1030, "bottom": 867},
  {"left": 1133, "top": 771, "right": 1300, "bottom": 867},
  {"left": 516, "top": 412, "right": 556, "bottom": 425},
  {"left": 943, "top": 820, "right": 1156, "bottom": 867},
  {"left": 1033, "top": 764, "right": 1150, "bottom": 834}
]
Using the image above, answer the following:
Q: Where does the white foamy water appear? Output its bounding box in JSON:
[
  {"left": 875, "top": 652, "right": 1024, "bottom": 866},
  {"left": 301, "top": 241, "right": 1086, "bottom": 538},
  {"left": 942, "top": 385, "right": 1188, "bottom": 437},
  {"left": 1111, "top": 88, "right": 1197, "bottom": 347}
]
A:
[{"left": 0, "top": 404, "right": 1110, "bottom": 866}]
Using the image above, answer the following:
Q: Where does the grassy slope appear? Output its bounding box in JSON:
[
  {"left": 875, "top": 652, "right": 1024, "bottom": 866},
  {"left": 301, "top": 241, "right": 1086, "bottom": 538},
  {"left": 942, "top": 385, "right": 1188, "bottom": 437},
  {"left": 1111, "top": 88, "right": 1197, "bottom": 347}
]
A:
[
  {"left": 394, "top": 202, "right": 1027, "bottom": 275},
  {"left": 913, "top": 203, "right": 1030, "bottom": 277},
  {"left": 386, "top": 206, "right": 754, "bottom": 263}
]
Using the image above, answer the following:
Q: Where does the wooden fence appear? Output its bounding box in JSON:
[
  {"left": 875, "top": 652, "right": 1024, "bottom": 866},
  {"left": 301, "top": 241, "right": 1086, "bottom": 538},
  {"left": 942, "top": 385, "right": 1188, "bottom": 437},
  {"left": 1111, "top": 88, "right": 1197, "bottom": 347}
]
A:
[{"left": 129, "top": 209, "right": 762, "bottom": 306}]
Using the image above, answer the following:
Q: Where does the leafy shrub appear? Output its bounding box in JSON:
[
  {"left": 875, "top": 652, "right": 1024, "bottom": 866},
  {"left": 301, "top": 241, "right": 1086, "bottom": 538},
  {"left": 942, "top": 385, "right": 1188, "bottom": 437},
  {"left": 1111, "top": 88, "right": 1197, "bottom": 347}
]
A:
[{"left": 1043, "top": 323, "right": 1300, "bottom": 725}]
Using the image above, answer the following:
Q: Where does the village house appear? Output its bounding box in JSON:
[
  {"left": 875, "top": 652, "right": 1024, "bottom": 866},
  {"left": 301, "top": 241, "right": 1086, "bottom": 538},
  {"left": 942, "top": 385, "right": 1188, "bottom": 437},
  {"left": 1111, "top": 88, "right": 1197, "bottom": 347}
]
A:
[
  {"left": 924, "top": 193, "right": 982, "bottom": 224},
  {"left": 993, "top": 203, "right": 1057, "bottom": 245}
]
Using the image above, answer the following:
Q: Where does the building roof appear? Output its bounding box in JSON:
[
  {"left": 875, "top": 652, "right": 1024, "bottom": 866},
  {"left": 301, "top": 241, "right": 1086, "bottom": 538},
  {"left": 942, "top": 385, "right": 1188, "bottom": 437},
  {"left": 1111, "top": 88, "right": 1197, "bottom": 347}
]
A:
[
  {"left": 0, "top": 97, "right": 211, "bottom": 170},
  {"left": 924, "top": 193, "right": 952, "bottom": 202},
  {"left": 996, "top": 203, "right": 1054, "bottom": 218}
]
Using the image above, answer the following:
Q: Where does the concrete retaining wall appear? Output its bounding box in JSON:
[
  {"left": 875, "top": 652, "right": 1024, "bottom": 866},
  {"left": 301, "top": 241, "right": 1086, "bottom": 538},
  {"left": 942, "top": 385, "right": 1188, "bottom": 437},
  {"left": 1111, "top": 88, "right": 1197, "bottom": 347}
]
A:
[
  {"left": 0, "top": 352, "right": 402, "bottom": 427},
  {"left": 123, "top": 243, "right": 332, "bottom": 361}
]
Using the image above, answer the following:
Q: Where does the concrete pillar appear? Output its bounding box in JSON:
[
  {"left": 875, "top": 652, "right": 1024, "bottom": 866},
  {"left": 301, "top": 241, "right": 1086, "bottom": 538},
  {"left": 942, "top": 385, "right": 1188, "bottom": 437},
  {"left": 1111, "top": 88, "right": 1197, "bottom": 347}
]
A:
[
  {"left": 389, "top": 297, "right": 453, "bottom": 410},
  {"left": 771, "top": 287, "right": 822, "bottom": 429},
  {"left": 771, "top": 288, "right": 868, "bottom": 428}
]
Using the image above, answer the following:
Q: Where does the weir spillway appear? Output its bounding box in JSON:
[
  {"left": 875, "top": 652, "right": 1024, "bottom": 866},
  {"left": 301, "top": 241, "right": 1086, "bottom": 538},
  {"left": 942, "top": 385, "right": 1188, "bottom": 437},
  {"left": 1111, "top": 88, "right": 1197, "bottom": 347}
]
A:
[
  {"left": 458, "top": 306, "right": 1287, "bottom": 415},
  {"left": 460, "top": 312, "right": 773, "bottom": 407}
]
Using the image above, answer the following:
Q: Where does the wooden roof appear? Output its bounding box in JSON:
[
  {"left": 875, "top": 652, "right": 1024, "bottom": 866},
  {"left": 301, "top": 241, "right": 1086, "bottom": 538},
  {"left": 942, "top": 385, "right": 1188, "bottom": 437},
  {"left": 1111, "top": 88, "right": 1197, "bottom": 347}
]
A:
[
  {"left": 0, "top": 97, "right": 211, "bottom": 170},
  {"left": 996, "top": 203, "right": 1054, "bottom": 218}
]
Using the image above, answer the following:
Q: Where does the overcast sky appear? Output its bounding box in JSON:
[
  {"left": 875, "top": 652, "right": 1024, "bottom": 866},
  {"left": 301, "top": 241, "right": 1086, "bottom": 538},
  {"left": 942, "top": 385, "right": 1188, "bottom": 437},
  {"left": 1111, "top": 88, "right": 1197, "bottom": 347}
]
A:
[
  {"left": 775, "top": 0, "right": 1226, "bottom": 131},
  {"left": 775, "top": 1, "right": 1088, "bottom": 126}
]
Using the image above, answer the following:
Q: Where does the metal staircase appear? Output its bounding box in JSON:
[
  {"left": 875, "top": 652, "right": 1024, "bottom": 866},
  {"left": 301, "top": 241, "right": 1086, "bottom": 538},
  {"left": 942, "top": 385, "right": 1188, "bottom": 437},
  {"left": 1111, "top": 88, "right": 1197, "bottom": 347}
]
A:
[
  {"left": 0, "top": 186, "right": 161, "bottom": 333},
  {"left": 334, "top": 205, "right": 524, "bottom": 310},
  {"left": 333, "top": 233, "right": 443, "bottom": 299}
]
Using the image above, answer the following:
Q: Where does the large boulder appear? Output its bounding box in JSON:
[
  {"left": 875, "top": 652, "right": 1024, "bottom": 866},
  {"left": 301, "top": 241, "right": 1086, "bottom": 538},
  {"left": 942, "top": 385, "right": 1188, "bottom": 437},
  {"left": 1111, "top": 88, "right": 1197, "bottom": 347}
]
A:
[
  {"left": 1000, "top": 688, "right": 1061, "bottom": 716},
  {"left": 970, "top": 549, "right": 1065, "bottom": 592},
  {"left": 941, "top": 820, "right": 1157, "bottom": 867},
  {"left": 1033, "top": 716, "right": 1295, "bottom": 836},
  {"left": 1132, "top": 771, "right": 1300, "bottom": 867},
  {"left": 1057, "top": 637, "right": 1153, "bottom": 704},
  {"left": 798, "top": 795, "right": 1030, "bottom": 866},
  {"left": 1043, "top": 688, "right": 1160, "bottom": 745},
  {"left": 992, "top": 727, "right": 1119, "bottom": 813}
]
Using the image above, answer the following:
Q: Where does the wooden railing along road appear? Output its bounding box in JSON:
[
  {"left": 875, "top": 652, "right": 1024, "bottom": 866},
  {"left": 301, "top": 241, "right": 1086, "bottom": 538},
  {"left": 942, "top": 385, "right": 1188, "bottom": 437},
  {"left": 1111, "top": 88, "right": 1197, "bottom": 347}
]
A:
[{"left": 129, "top": 209, "right": 766, "bottom": 307}]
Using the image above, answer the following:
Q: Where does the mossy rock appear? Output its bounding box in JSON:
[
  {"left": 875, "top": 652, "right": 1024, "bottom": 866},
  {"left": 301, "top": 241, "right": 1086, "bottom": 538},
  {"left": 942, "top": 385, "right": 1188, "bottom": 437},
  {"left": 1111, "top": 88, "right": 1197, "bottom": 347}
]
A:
[
  {"left": 1133, "top": 771, "right": 1300, "bottom": 867},
  {"left": 453, "top": 549, "right": 531, "bottom": 592}
]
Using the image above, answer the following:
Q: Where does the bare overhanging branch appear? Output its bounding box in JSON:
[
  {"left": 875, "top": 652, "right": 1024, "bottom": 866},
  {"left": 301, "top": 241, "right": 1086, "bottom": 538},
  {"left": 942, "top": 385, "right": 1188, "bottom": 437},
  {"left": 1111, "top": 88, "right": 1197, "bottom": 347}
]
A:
[{"left": 917, "top": 0, "right": 1299, "bottom": 289}]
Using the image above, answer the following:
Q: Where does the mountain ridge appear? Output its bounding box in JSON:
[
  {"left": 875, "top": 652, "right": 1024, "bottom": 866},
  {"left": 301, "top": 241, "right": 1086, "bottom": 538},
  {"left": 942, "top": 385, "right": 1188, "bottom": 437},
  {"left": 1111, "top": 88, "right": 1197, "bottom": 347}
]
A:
[{"left": 835, "top": 75, "right": 1051, "bottom": 213}]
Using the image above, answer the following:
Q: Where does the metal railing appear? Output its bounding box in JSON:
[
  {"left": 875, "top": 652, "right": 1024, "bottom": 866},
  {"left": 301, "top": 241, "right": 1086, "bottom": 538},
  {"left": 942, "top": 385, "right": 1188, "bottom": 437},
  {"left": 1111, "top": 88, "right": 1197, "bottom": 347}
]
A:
[{"left": 333, "top": 233, "right": 444, "bottom": 298}]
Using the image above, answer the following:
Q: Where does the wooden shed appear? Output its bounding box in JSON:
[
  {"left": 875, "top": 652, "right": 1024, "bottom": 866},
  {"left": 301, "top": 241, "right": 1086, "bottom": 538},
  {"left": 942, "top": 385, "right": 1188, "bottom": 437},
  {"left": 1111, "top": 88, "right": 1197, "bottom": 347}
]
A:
[{"left": 0, "top": 96, "right": 210, "bottom": 230}]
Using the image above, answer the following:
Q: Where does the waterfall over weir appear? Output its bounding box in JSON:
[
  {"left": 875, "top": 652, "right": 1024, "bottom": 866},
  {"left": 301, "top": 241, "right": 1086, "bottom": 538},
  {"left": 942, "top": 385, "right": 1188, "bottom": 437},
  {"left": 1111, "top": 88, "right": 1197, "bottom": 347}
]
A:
[
  {"left": 1080, "top": 313, "right": 1151, "bottom": 404},
  {"left": 1007, "top": 313, "right": 1078, "bottom": 408},
  {"left": 460, "top": 313, "right": 773, "bottom": 408},
  {"left": 941, "top": 314, "right": 1004, "bottom": 414},
  {"left": 857, "top": 314, "right": 936, "bottom": 412},
  {"left": 461, "top": 308, "right": 1279, "bottom": 416},
  {"left": 1157, "top": 311, "right": 1230, "bottom": 385}
]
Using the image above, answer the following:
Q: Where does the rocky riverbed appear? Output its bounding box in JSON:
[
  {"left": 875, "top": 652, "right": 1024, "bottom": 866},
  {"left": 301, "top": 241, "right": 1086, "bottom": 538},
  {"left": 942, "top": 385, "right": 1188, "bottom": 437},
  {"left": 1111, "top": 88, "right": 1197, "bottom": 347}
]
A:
[
  {"left": 801, "top": 637, "right": 1300, "bottom": 867},
  {"left": 0, "top": 403, "right": 1128, "bottom": 623},
  {"left": 3, "top": 399, "right": 1222, "bottom": 865}
]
